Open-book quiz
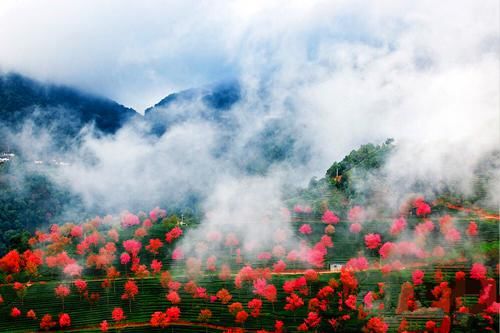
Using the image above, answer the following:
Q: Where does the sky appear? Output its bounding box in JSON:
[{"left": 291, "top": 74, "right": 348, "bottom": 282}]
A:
[
  {"left": 0, "top": 0, "right": 496, "bottom": 111},
  {"left": 1, "top": 0, "right": 499, "bottom": 212}
]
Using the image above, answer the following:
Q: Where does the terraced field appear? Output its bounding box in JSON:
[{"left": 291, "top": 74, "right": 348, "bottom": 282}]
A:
[{"left": 0, "top": 202, "right": 498, "bottom": 332}]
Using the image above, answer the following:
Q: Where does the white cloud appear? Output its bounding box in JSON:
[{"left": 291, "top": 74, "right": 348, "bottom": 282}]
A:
[{"left": 2, "top": 0, "right": 499, "bottom": 210}]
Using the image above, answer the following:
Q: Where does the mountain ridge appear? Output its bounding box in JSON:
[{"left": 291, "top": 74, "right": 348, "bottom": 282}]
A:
[{"left": 0, "top": 72, "right": 139, "bottom": 135}]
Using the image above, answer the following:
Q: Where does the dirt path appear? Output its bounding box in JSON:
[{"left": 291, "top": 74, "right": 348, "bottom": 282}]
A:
[
  {"left": 61, "top": 320, "right": 262, "bottom": 332},
  {"left": 433, "top": 198, "right": 499, "bottom": 221}
]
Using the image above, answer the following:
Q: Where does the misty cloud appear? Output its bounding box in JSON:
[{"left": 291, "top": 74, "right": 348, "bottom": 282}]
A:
[{"left": 1, "top": 0, "right": 498, "bottom": 233}]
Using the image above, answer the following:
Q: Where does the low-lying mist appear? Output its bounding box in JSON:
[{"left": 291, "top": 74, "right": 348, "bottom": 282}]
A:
[{"left": 2, "top": 0, "right": 498, "bottom": 255}]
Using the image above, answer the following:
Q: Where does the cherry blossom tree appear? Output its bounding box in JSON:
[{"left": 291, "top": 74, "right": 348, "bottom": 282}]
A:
[
  {"left": 54, "top": 284, "right": 71, "bottom": 310},
  {"left": 59, "top": 313, "right": 71, "bottom": 328},
  {"left": 112, "top": 307, "right": 126, "bottom": 322},
  {"left": 121, "top": 280, "right": 139, "bottom": 311},
  {"left": 322, "top": 210, "right": 340, "bottom": 224},
  {"left": 40, "top": 314, "right": 56, "bottom": 330}
]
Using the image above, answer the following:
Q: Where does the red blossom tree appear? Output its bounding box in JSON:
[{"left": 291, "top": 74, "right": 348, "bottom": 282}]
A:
[
  {"left": 166, "top": 306, "right": 181, "bottom": 321},
  {"left": 27, "top": 309, "right": 37, "bottom": 320},
  {"left": 121, "top": 280, "right": 139, "bottom": 311},
  {"left": 123, "top": 239, "right": 142, "bottom": 257},
  {"left": 412, "top": 270, "right": 425, "bottom": 286},
  {"left": 299, "top": 224, "right": 313, "bottom": 235},
  {"left": 54, "top": 284, "right": 71, "bottom": 310},
  {"left": 345, "top": 294, "right": 357, "bottom": 310},
  {"left": 322, "top": 210, "right": 340, "bottom": 224},
  {"left": 248, "top": 298, "right": 263, "bottom": 318},
  {"left": 304, "top": 311, "right": 321, "bottom": 328},
  {"left": 146, "top": 238, "right": 163, "bottom": 256},
  {"left": 340, "top": 269, "right": 358, "bottom": 294},
  {"left": 415, "top": 198, "right": 431, "bottom": 217},
  {"left": 100, "top": 320, "right": 109, "bottom": 332},
  {"left": 235, "top": 310, "right": 248, "bottom": 324},
  {"left": 273, "top": 260, "right": 287, "bottom": 273},
  {"left": 10, "top": 307, "right": 21, "bottom": 318},
  {"left": 63, "top": 263, "right": 83, "bottom": 277},
  {"left": 151, "top": 259, "right": 162, "bottom": 274},
  {"left": 59, "top": 313, "right": 71, "bottom": 328},
  {"left": 471, "top": 263, "right": 487, "bottom": 280},
  {"left": 165, "top": 227, "right": 183, "bottom": 243},
  {"left": 23, "top": 249, "right": 43, "bottom": 275},
  {"left": 106, "top": 266, "right": 121, "bottom": 292},
  {"left": 285, "top": 293, "right": 304, "bottom": 320},
  {"left": 150, "top": 311, "right": 170, "bottom": 328},
  {"left": 121, "top": 212, "right": 140, "bottom": 228},
  {"left": 198, "top": 308, "right": 212, "bottom": 332},
  {"left": 365, "top": 317, "right": 388, "bottom": 333},
  {"left": 0, "top": 250, "right": 21, "bottom": 274},
  {"left": 74, "top": 279, "right": 88, "bottom": 299},
  {"left": 166, "top": 290, "right": 181, "bottom": 304},
  {"left": 13, "top": 281, "right": 27, "bottom": 304},
  {"left": 466, "top": 221, "right": 478, "bottom": 237},
  {"left": 112, "top": 307, "right": 126, "bottom": 322},
  {"left": 390, "top": 217, "right": 407, "bottom": 236},
  {"left": 40, "top": 314, "right": 56, "bottom": 330},
  {"left": 364, "top": 233, "right": 382, "bottom": 249},
  {"left": 217, "top": 288, "right": 233, "bottom": 304}
]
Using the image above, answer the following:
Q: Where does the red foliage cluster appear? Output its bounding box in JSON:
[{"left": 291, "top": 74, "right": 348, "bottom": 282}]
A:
[
  {"left": 322, "top": 210, "right": 340, "bottom": 224},
  {"left": 121, "top": 280, "right": 139, "bottom": 300},
  {"left": 412, "top": 269, "right": 425, "bottom": 286},
  {"left": 283, "top": 276, "right": 308, "bottom": 295},
  {"left": 198, "top": 308, "right": 212, "bottom": 322},
  {"left": 248, "top": 298, "right": 263, "bottom": 317},
  {"left": 59, "top": 313, "right": 71, "bottom": 328},
  {"left": 235, "top": 310, "right": 248, "bottom": 323},
  {"left": 150, "top": 308, "right": 180, "bottom": 328},
  {"left": 146, "top": 238, "right": 164, "bottom": 255},
  {"left": 471, "top": 263, "right": 487, "bottom": 280},
  {"left": 415, "top": 197, "right": 431, "bottom": 216},
  {"left": 100, "top": 320, "right": 109, "bottom": 332},
  {"left": 121, "top": 212, "right": 140, "bottom": 228},
  {"left": 165, "top": 226, "right": 183, "bottom": 243},
  {"left": 166, "top": 290, "right": 181, "bottom": 304},
  {"left": 216, "top": 288, "right": 233, "bottom": 304},
  {"left": 74, "top": 279, "right": 88, "bottom": 294},
  {"left": 0, "top": 201, "right": 497, "bottom": 333},
  {"left": 345, "top": 256, "right": 369, "bottom": 271},
  {"left": 10, "top": 307, "right": 21, "bottom": 318},
  {"left": 340, "top": 269, "right": 358, "bottom": 293},
  {"left": 299, "top": 224, "right": 313, "bottom": 235},
  {"left": 40, "top": 314, "right": 56, "bottom": 330},
  {"left": 365, "top": 317, "right": 388, "bottom": 333},
  {"left": 111, "top": 307, "right": 126, "bottom": 322},
  {"left": 54, "top": 284, "right": 70, "bottom": 298},
  {"left": 467, "top": 221, "right": 478, "bottom": 236},
  {"left": 123, "top": 239, "right": 142, "bottom": 256},
  {"left": 364, "top": 233, "right": 382, "bottom": 249},
  {"left": 284, "top": 293, "right": 304, "bottom": 311},
  {"left": 389, "top": 217, "right": 407, "bottom": 236}
]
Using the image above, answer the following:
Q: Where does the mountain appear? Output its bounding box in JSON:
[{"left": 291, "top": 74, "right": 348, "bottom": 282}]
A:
[
  {"left": 0, "top": 73, "right": 139, "bottom": 146},
  {"left": 144, "top": 79, "right": 313, "bottom": 174},
  {"left": 0, "top": 73, "right": 305, "bottom": 174},
  {"left": 144, "top": 80, "right": 241, "bottom": 135}
]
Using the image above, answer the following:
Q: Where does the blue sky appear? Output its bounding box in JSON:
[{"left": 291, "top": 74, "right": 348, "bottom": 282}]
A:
[{"left": 0, "top": 0, "right": 463, "bottom": 110}]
